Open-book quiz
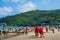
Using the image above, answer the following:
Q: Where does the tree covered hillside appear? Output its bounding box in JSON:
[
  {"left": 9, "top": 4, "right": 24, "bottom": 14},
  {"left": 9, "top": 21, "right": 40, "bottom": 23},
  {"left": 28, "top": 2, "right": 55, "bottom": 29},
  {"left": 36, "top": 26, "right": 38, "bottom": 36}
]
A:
[{"left": 0, "top": 10, "right": 60, "bottom": 26}]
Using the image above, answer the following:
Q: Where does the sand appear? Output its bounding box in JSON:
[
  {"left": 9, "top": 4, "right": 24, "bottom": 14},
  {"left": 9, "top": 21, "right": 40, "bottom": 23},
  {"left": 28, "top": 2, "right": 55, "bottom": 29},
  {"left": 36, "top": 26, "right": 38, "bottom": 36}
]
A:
[{"left": 4, "top": 29, "right": 60, "bottom": 40}]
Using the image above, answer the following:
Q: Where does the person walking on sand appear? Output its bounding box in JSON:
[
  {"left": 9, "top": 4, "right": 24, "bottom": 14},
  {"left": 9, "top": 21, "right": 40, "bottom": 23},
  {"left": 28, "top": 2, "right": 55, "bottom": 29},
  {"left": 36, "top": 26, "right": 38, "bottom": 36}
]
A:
[
  {"left": 52, "top": 27, "right": 55, "bottom": 33},
  {"left": 23, "top": 27, "right": 26, "bottom": 34},
  {"left": 0, "top": 30, "right": 2, "bottom": 35},
  {"left": 35, "top": 26, "right": 39, "bottom": 38},
  {"left": 39, "top": 25, "right": 44, "bottom": 38},
  {"left": 0, "top": 36, "right": 2, "bottom": 40},
  {"left": 26, "top": 27, "right": 28, "bottom": 35},
  {"left": 46, "top": 27, "right": 48, "bottom": 32}
]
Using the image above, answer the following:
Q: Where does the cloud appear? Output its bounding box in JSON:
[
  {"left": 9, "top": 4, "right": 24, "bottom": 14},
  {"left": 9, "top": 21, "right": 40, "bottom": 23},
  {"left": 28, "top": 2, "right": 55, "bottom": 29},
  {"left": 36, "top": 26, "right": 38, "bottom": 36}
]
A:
[
  {"left": 0, "top": 7, "right": 13, "bottom": 16},
  {"left": 2, "top": 0, "right": 26, "bottom": 3},
  {"left": 17, "top": 1, "right": 37, "bottom": 12}
]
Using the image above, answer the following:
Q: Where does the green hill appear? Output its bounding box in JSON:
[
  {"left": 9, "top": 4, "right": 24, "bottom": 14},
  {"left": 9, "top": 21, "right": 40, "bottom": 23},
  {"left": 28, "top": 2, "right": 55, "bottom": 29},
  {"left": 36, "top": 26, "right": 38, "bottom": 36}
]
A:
[{"left": 0, "top": 10, "right": 60, "bottom": 26}]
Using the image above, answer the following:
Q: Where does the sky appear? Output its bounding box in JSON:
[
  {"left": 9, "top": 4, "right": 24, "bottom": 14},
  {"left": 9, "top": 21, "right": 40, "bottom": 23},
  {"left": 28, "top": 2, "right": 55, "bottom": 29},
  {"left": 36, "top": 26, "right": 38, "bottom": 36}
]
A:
[{"left": 0, "top": 0, "right": 60, "bottom": 18}]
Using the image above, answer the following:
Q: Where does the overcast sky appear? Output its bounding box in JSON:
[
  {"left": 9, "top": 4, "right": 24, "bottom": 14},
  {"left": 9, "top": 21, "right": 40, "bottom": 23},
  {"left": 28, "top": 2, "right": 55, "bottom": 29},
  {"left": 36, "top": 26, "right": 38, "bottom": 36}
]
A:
[{"left": 0, "top": 0, "right": 60, "bottom": 18}]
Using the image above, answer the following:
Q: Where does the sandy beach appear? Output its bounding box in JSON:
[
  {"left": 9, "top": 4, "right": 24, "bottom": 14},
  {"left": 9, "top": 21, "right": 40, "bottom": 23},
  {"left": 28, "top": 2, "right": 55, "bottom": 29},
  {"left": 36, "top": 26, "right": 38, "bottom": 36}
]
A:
[{"left": 4, "top": 29, "right": 60, "bottom": 40}]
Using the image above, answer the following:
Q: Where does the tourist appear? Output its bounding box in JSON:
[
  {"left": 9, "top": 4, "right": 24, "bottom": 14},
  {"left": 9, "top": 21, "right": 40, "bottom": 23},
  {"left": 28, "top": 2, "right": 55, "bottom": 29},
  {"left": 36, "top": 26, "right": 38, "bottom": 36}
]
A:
[
  {"left": 0, "top": 30, "right": 2, "bottom": 40},
  {"left": 23, "top": 27, "right": 26, "bottom": 34},
  {"left": 25, "top": 27, "right": 28, "bottom": 35},
  {"left": 46, "top": 27, "right": 48, "bottom": 32},
  {"left": 15, "top": 28, "right": 18, "bottom": 33},
  {"left": 0, "top": 30, "right": 2, "bottom": 35},
  {"left": 52, "top": 27, "right": 55, "bottom": 33},
  {"left": 34, "top": 26, "right": 39, "bottom": 38},
  {"left": 0, "top": 36, "right": 2, "bottom": 40},
  {"left": 2, "top": 30, "right": 8, "bottom": 38},
  {"left": 39, "top": 25, "right": 43, "bottom": 38}
]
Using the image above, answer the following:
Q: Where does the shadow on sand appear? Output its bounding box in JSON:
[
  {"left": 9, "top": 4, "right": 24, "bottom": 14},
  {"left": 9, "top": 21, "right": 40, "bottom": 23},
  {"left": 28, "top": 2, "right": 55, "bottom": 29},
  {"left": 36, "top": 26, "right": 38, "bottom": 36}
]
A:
[
  {"left": 29, "top": 35, "right": 40, "bottom": 39},
  {"left": 29, "top": 35, "right": 45, "bottom": 39}
]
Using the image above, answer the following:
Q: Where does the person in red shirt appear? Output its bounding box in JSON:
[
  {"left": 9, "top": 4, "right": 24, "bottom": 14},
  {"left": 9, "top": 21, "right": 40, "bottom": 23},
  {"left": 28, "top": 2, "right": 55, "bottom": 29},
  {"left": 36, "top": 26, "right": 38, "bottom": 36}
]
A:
[
  {"left": 26, "top": 27, "right": 28, "bottom": 35},
  {"left": 35, "top": 26, "right": 39, "bottom": 37},
  {"left": 39, "top": 25, "right": 43, "bottom": 38}
]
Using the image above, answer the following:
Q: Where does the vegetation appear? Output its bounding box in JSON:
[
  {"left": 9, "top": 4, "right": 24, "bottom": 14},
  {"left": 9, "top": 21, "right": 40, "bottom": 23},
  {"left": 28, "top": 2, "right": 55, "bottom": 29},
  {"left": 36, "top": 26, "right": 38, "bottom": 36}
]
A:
[{"left": 0, "top": 9, "right": 60, "bottom": 26}]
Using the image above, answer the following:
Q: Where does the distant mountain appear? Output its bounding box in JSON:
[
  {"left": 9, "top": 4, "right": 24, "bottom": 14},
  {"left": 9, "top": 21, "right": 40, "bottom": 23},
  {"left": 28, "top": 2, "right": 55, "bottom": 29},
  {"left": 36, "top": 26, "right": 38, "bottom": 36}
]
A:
[{"left": 0, "top": 9, "right": 60, "bottom": 26}]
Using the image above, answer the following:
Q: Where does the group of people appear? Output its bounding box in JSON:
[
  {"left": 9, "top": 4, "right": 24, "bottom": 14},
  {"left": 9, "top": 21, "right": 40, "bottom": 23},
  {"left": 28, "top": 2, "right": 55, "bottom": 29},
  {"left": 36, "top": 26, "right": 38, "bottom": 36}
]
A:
[
  {"left": 0, "top": 30, "right": 9, "bottom": 37},
  {"left": 35, "top": 26, "right": 48, "bottom": 38},
  {"left": 34, "top": 25, "right": 56, "bottom": 38},
  {"left": 0, "top": 25, "right": 56, "bottom": 40},
  {"left": 20, "top": 27, "right": 28, "bottom": 35},
  {"left": 0, "top": 29, "right": 9, "bottom": 40},
  {"left": 35, "top": 25, "right": 44, "bottom": 38}
]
